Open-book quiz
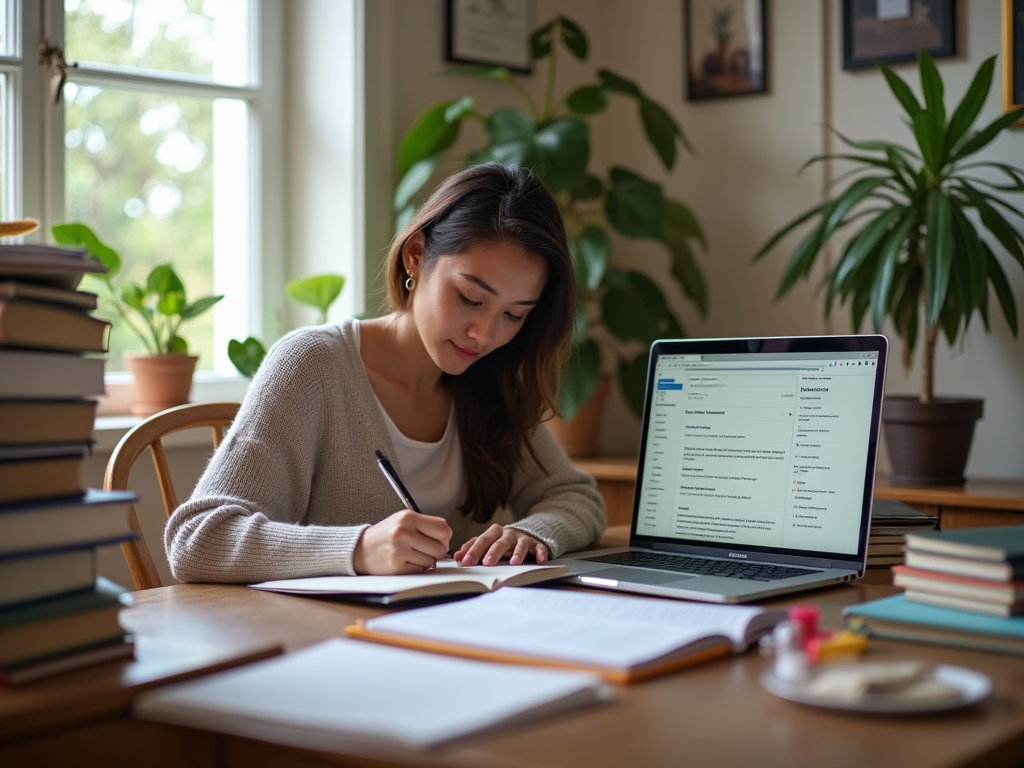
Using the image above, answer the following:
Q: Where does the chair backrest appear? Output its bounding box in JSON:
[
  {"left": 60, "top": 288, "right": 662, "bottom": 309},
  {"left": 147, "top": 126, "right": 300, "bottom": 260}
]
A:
[{"left": 104, "top": 401, "right": 240, "bottom": 590}]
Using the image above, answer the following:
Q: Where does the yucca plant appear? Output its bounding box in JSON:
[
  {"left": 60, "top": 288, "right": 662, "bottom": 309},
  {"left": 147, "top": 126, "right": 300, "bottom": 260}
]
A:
[
  {"left": 394, "top": 15, "right": 707, "bottom": 420},
  {"left": 756, "top": 50, "right": 1024, "bottom": 403}
]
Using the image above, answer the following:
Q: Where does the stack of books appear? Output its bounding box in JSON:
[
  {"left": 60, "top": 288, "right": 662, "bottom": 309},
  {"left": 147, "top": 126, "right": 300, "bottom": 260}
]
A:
[
  {"left": 893, "top": 524, "right": 1024, "bottom": 618},
  {"left": 0, "top": 242, "right": 138, "bottom": 685},
  {"left": 866, "top": 499, "right": 940, "bottom": 568}
]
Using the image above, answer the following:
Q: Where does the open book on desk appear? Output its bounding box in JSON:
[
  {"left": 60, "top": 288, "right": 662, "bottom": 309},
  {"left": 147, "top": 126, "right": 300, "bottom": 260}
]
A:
[
  {"left": 250, "top": 561, "right": 570, "bottom": 604},
  {"left": 347, "top": 587, "right": 785, "bottom": 683}
]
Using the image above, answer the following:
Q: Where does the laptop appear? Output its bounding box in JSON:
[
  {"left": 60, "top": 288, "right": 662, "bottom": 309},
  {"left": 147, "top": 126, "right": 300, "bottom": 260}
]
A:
[{"left": 553, "top": 334, "right": 888, "bottom": 603}]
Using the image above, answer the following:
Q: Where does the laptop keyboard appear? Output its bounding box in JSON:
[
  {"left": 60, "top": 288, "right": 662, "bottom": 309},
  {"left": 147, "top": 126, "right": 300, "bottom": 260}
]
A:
[{"left": 582, "top": 551, "right": 811, "bottom": 582}]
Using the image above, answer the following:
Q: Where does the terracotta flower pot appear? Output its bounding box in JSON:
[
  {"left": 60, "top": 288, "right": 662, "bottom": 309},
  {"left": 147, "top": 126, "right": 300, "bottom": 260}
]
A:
[
  {"left": 547, "top": 376, "right": 610, "bottom": 458},
  {"left": 882, "top": 396, "right": 984, "bottom": 485},
  {"left": 124, "top": 354, "right": 198, "bottom": 417}
]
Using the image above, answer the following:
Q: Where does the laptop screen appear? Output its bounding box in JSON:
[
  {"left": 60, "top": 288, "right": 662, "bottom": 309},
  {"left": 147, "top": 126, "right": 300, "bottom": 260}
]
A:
[{"left": 633, "top": 337, "right": 887, "bottom": 562}]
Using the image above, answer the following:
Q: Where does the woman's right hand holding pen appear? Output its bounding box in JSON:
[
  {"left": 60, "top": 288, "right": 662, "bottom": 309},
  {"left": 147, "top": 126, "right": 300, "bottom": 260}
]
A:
[{"left": 352, "top": 510, "right": 452, "bottom": 574}]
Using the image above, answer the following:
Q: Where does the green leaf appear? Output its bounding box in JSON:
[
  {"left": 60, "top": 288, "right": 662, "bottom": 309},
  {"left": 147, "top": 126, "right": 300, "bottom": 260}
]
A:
[
  {"left": 947, "top": 55, "right": 996, "bottom": 151},
  {"left": 870, "top": 216, "right": 914, "bottom": 331},
  {"left": 639, "top": 98, "right": 679, "bottom": 170},
  {"left": 952, "top": 106, "right": 1024, "bottom": 161},
  {"left": 778, "top": 223, "right": 826, "bottom": 298},
  {"left": 228, "top": 336, "right": 267, "bottom": 378},
  {"left": 532, "top": 117, "right": 590, "bottom": 193},
  {"left": 179, "top": 294, "right": 224, "bottom": 320},
  {"left": 566, "top": 85, "right": 609, "bottom": 115},
  {"left": 827, "top": 126, "right": 918, "bottom": 158},
  {"left": 917, "top": 49, "right": 945, "bottom": 133},
  {"left": 618, "top": 352, "right": 650, "bottom": 419},
  {"left": 821, "top": 176, "right": 891, "bottom": 237},
  {"left": 567, "top": 173, "right": 604, "bottom": 202},
  {"left": 394, "top": 203, "right": 416, "bottom": 234},
  {"left": 923, "top": 190, "right": 953, "bottom": 326},
  {"left": 439, "top": 64, "right": 512, "bottom": 82},
  {"left": 663, "top": 199, "right": 708, "bottom": 315},
  {"left": 877, "top": 62, "right": 922, "bottom": 118},
  {"left": 570, "top": 225, "right": 610, "bottom": 294},
  {"left": 120, "top": 281, "right": 145, "bottom": 311},
  {"left": 605, "top": 167, "right": 664, "bottom": 239},
  {"left": 912, "top": 111, "right": 943, "bottom": 173},
  {"left": 287, "top": 273, "right": 346, "bottom": 319},
  {"left": 559, "top": 16, "right": 588, "bottom": 59},
  {"left": 485, "top": 109, "right": 541, "bottom": 168},
  {"left": 397, "top": 101, "right": 462, "bottom": 174},
  {"left": 394, "top": 153, "right": 442, "bottom": 210},
  {"left": 157, "top": 291, "right": 185, "bottom": 317},
  {"left": 558, "top": 338, "right": 601, "bottom": 421},
  {"left": 664, "top": 197, "right": 707, "bottom": 250},
  {"left": 959, "top": 182, "right": 1024, "bottom": 269},
  {"left": 147, "top": 264, "right": 185, "bottom": 297},
  {"left": 754, "top": 202, "right": 828, "bottom": 261},
  {"left": 596, "top": 69, "right": 641, "bottom": 97},
  {"left": 530, "top": 20, "right": 554, "bottom": 59},
  {"left": 166, "top": 335, "right": 187, "bottom": 354},
  {"left": 830, "top": 207, "right": 906, "bottom": 304},
  {"left": 987, "top": 246, "right": 1019, "bottom": 337},
  {"left": 950, "top": 201, "right": 989, "bottom": 315},
  {"left": 51, "top": 221, "right": 121, "bottom": 279},
  {"left": 601, "top": 269, "right": 668, "bottom": 344}
]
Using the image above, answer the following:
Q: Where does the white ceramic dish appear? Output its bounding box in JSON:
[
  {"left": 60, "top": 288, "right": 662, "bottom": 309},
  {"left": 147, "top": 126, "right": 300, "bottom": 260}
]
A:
[{"left": 761, "top": 664, "right": 992, "bottom": 714}]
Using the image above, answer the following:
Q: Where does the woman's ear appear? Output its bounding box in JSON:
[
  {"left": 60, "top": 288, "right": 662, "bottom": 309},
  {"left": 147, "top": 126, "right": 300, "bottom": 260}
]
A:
[{"left": 402, "top": 230, "right": 426, "bottom": 276}]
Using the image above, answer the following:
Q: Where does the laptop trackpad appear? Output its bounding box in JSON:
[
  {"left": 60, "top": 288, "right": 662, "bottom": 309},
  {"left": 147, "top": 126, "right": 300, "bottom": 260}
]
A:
[{"left": 582, "top": 566, "right": 696, "bottom": 586}]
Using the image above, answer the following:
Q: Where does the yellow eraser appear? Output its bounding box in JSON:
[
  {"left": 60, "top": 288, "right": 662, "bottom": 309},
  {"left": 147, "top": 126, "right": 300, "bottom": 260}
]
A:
[{"left": 807, "top": 630, "right": 868, "bottom": 664}]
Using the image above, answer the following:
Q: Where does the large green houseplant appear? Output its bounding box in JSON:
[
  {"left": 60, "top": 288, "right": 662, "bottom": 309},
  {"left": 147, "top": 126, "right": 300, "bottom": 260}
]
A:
[
  {"left": 395, "top": 16, "right": 707, "bottom": 433},
  {"left": 52, "top": 222, "right": 224, "bottom": 416},
  {"left": 756, "top": 51, "right": 1024, "bottom": 483}
]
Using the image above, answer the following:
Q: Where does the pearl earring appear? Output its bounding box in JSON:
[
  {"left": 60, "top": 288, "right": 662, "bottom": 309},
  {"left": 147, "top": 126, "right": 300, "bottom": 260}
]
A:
[{"left": 405, "top": 273, "right": 416, "bottom": 291}]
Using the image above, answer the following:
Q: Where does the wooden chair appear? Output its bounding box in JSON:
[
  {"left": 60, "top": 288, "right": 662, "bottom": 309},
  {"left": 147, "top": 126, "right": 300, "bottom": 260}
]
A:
[{"left": 104, "top": 402, "right": 240, "bottom": 591}]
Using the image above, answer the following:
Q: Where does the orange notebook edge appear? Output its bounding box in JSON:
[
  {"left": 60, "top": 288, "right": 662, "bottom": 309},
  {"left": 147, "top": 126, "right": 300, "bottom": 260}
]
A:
[{"left": 344, "top": 621, "right": 731, "bottom": 684}]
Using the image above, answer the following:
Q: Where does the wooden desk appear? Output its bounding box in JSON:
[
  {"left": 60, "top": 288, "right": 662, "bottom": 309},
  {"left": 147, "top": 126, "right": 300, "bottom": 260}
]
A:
[
  {"left": 5, "top": 550, "right": 1023, "bottom": 767},
  {"left": 577, "top": 456, "right": 1024, "bottom": 529}
]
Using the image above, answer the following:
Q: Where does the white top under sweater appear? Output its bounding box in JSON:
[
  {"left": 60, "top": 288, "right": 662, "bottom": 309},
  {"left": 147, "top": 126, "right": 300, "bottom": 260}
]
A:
[
  {"left": 352, "top": 319, "right": 464, "bottom": 519},
  {"left": 164, "top": 320, "right": 606, "bottom": 583}
]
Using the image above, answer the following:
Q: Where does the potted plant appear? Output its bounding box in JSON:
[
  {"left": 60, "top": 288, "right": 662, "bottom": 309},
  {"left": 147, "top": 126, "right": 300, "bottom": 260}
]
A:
[
  {"left": 227, "top": 273, "right": 346, "bottom": 377},
  {"left": 394, "top": 15, "right": 707, "bottom": 456},
  {"left": 52, "top": 222, "right": 224, "bottom": 417},
  {"left": 756, "top": 51, "right": 1024, "bottom": 484}
]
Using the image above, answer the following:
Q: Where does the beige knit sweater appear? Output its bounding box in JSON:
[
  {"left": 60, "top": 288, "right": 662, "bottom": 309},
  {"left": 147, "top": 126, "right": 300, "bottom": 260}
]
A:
[{"left": 164, "top": 320, "right": 606, "bottom": 583}]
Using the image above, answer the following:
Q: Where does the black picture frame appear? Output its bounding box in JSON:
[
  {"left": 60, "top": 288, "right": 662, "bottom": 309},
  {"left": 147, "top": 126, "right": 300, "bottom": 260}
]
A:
[
  {"left": 684, "top": 0, "right": 768, "bottom": 101},
  {"left": 445, "top": 0, "right": 532, "bottom": 74},
  {"left": 842, "top": 0, "right": 956, "bottom": 71},
  {"left": 1005, "top": 0, "right": 1024, "bottom": 124}
]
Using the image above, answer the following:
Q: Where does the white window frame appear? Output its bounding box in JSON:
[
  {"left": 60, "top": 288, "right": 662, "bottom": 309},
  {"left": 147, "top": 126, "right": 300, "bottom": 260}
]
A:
[{"left": 12, "top": 0, "right": 288, "bottom": 410}]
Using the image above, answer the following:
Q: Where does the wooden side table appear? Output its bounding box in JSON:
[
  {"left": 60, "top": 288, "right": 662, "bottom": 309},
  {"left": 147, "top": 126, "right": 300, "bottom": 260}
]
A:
[{"left": 574, "top": 456, "right": 1024, "bottom": 530}]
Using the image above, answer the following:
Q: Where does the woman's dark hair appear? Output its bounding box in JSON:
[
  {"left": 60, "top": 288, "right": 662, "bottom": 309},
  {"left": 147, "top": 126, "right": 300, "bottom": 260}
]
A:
[{"left": 384, "top": 163, "right": 576, "bottom": 522}]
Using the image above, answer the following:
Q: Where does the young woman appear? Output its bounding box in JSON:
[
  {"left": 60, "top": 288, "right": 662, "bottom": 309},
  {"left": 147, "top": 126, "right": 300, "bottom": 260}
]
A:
[{"left": 166, "top": 163, "right": 606, "bottom": 582}]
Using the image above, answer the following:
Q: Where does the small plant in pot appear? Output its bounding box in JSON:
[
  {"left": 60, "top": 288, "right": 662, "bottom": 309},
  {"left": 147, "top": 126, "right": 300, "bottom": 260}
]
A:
[
  {"left": 394, "top": 15, "right": 707, "bottom": 456},
  {"left": 52, "top": 222, "right": 224, "bottom": 417},
  {"left": 756, "top": 51, "right": 1024, "bottom": 484}
]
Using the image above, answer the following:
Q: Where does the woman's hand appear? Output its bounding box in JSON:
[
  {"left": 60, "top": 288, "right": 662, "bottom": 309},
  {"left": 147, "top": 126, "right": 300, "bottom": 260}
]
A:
[
  {"left": 453, "top": 525, "right": 549, "bottom": 567},
  {"left": 353, "top": 510, "right": 452, "bottom": 574}
]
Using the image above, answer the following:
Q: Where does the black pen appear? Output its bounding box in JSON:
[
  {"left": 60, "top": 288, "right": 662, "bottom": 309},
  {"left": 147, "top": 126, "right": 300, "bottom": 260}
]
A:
[{"left": 374, "top": 449, "right": 422, "bottom": 513}]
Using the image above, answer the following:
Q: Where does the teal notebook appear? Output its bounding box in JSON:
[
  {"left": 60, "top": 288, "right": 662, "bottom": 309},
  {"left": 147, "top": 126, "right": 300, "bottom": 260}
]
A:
[
  {"left": 904, "top": 524, "right": 1024, "bottom": 562},
  {"left": 844, "top": 595, "right": 1024, "bottom": 656}
]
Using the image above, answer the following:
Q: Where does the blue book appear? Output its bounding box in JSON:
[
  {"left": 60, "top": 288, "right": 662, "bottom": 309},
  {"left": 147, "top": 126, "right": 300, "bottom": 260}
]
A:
[{"left": 844, "top": 594, "right": 1024, "bottom": 656}]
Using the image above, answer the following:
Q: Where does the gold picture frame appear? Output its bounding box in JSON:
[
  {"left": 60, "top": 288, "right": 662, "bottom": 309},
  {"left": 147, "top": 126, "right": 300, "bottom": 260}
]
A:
[{"left": 1006, "top": 0, "right": 1024, "bottom": 125}]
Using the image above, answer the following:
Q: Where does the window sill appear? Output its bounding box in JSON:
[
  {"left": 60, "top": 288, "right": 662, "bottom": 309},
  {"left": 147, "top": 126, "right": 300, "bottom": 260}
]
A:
[{"left": 93, "top": 373, "right": 250, "bottom": 452}]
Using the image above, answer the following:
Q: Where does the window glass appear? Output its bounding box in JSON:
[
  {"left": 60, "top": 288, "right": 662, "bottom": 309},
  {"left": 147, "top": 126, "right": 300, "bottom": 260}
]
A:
[
  {"left": 64, "top": 0, "right": 252, "bottom": 86},
  {"left": 65, "top": 82, "right": 249, "bottom": 371},
  {"left": 0, "top": 74, "right": 7, "bottom": 218}
]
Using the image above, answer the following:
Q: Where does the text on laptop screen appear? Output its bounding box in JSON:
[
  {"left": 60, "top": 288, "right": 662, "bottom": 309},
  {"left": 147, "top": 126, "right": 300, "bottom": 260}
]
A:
[{"left": 636, "top": 351, "right": 879, "bottom": 555}]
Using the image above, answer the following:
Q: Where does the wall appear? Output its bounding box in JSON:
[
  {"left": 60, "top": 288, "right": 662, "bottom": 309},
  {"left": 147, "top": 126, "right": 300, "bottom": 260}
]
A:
[{"left": 371, "top": 0, "right": 1024, "bottom": 479}]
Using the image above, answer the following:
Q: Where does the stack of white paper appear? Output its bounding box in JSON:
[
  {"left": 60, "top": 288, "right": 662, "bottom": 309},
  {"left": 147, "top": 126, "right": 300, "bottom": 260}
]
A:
[{"left": 134, "top": 638, "right": 609, "bottom": 753}]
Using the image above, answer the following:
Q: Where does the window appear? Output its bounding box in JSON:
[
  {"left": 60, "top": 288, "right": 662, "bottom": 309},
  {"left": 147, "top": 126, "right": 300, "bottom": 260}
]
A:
[{"left": 10, "top": 0, "right": 285, "bottom": 391}]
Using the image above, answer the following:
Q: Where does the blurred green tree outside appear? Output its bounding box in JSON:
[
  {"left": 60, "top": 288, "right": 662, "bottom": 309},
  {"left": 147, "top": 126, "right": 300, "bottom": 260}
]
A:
[{"left": 64, "top": 0, "right": 244, "bottom": 371}]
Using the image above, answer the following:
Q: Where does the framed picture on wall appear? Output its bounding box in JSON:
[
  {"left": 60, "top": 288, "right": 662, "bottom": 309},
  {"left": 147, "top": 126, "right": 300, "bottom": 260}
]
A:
[
  {"left": 842, "top": 0, "right": 956, "bottom": 70},
  {"left": 1005, "top": 0, "right": 1024, "bottom": 125},
  {"left": 684, "top": 0, "right": 768, "bottom": 101},
  {"left": 445, "top": 0, "right": 532, "bottom": 73}
]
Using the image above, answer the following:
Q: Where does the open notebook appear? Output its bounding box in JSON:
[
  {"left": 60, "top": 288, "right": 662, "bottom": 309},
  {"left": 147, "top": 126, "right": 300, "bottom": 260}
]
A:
[{"left": 134, "top": 638, "right": 609, "bottom": 753}]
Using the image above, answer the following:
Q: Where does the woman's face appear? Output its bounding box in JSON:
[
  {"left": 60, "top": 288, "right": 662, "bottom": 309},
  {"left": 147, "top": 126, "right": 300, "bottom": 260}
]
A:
[{"left": 405, "top": 234, "right": 548, "bottom": 376}]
